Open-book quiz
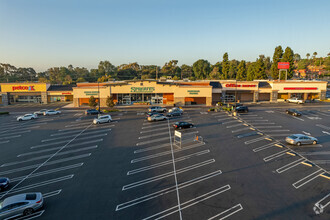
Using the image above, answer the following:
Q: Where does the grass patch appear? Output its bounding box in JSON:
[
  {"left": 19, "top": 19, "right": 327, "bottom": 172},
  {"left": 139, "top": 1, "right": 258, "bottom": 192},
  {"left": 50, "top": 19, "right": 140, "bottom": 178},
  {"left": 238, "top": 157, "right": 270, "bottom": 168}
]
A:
[{"left": 102, "top": 109, "right": 120, "bottom": 113}]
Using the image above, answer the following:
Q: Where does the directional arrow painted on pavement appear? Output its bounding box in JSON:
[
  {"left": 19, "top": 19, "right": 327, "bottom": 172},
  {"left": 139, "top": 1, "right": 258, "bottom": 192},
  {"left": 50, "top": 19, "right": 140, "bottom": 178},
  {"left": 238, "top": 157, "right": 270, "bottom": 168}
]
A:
[{"left": 302, "top": 131, "right": 311, "bottom": 136}]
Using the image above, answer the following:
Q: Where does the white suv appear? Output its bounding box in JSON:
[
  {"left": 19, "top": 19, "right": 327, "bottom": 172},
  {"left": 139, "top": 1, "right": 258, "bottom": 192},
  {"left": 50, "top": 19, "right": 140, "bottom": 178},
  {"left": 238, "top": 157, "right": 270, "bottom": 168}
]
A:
[
  {"left": 93, "top": 115, "right": 112, "bottom": 124},
  {"left": 17, "top": 114, "right": 38, "bottom": 121},
  {"left": 286, "top": 97, "right": 304, "bottom": 104}
]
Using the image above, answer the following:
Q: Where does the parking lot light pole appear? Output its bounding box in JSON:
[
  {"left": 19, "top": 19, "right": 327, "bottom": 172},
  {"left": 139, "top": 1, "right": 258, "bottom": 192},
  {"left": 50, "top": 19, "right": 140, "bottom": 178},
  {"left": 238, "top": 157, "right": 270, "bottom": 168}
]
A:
[{"left": 98, "top": 82, "right": 101, "bottom": 115}]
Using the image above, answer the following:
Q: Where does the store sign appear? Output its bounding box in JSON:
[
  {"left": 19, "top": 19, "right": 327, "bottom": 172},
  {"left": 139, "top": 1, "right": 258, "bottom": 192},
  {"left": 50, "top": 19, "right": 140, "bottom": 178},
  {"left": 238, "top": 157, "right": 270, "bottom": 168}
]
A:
[
  {"left": 278, "top": 62, "right": 290, "bottom": 69},
  {"left": 12, "top": 85, "right": 35, "bottom": 91},
  {"left": 188, "top": 90, "right": 200, "bottom": 95},
  {"left": 130, "top": 87, "right": 155, "bottom": 93},
  {"left": 62, "top": 92, "right": 72, "bottom": 95},
  {"left": 225, "top": 84, "right": 256, "bottom": 88},
  {"left": 84, "top": 91, "right": 99, "bottom": 96},
  {"left": 284, "top": 87, "right": 317, "bottom": 90}
]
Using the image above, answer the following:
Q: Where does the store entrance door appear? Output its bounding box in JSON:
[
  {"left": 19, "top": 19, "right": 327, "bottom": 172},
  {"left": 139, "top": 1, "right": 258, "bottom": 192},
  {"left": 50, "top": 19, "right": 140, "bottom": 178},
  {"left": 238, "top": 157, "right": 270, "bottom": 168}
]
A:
[
  {"left": 151, "top": 95, "right": 163, "bottom": 104},
  {"left": 122, "top": 95, "right": 131, "bottom": 105}
]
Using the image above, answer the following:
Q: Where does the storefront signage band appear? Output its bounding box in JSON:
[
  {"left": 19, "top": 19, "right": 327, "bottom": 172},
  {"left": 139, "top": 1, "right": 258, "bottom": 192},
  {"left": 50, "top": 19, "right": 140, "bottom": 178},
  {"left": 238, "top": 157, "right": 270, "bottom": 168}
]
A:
[
  {"left": 130, "top": 87, "right": 155, "bottom": 93},
  {"left": 187, "top": 90, "right": 200, "bottom": 95},
  {"left": 84, "top": 91, "right": 99, "bottom": 96},
  {"left": 225, "top": 84, "right": 256, "bottom": 88},
  {"left": 284, "top": 87, "right": 317, "bottom": 90},
  {"left": 12, "top": 85, "right": 35, "bottom": 91}
]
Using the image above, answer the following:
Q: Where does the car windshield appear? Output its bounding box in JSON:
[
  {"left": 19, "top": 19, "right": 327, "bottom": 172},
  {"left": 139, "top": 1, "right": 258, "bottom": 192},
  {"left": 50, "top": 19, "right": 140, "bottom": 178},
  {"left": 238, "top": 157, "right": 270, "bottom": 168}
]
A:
[
  {"left": 288, "top": 135, "right": 297, "bottom": 139},
  {"left": 0, "top": 178, "right": 6, "bottom": 183}
]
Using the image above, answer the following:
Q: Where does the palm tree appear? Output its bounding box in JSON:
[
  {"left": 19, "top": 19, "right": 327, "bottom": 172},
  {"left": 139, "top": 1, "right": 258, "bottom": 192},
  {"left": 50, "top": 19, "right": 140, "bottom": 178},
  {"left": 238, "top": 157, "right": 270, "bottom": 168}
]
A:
[
  {"left": 327, "top": 52, "right": 330, "bottom": 57},
  {"left": 306, "top": 53, "right": 310, "bottom": 59},
  {"left": 313, "top": 52, "right": 317, "bottom": 59}
]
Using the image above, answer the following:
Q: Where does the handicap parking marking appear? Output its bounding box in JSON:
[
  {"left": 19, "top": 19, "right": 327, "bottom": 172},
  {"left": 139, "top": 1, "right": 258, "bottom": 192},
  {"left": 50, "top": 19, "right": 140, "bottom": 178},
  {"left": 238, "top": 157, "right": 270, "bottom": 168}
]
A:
[
  {"left": 143, "top": 185, "right": 231, "bottom": 220},
  {"left": 127, "top": 150, "right": 210, "bottom": 175},
  {"left": 292, "top": 169, "right": 325, "bottom": 189},
  {"left": 208, "top": 203, "right": 243, "bottom": 220},
  {"left": 263, "top": 149, "right": 289, "bottom": 162},
  {"left": 276, "top": 158, "right": 306, "bottom": 173},
  {"left": 115, "top": 170, "right": 222, "bottom": 211}
]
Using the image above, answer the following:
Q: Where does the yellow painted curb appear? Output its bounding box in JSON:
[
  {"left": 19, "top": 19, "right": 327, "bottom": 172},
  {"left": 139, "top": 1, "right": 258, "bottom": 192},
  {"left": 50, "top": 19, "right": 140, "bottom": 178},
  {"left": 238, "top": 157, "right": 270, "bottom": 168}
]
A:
[
  {"left": 301, "top": 162, "right": 313, "bottom": 167},
  {"left": 258, "top": 132, "right": 263, "bottom": 135},
  {"left": 250, "top": 128, "right": 255, "bottom": 130},
  {"left": 275, "top": 144, "right": 283, "bottom": 148},
  {"left": 265, "top": 138, "right": 272, "bottom": 141},
  {"left": 320, "top": 174, "right": 330, "bottom": 180},
  {"left": 286, "top": 152, "right": 296, "bottom": 156}
]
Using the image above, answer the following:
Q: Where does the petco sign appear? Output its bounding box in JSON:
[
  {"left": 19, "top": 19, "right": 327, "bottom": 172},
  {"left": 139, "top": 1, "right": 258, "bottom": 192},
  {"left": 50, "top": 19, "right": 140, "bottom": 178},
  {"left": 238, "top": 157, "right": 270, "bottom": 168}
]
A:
[{"left": 12, "top": 85, "right": 35, "bottom": 91}]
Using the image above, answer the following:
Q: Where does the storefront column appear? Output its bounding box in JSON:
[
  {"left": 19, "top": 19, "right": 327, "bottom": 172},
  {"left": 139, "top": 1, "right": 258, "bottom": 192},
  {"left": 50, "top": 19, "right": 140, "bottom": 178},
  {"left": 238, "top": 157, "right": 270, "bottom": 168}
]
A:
[
  {"left": 270, "top": 91, "right": 278, "bottom": 102},
  {"left": 253, "top": 91, "right": 259, "bottom": 103},
  {"left": 303, "top": 93, "right": 308, "bottom": 100},
  {"left": 206, "top": 97, "right": 212, "bottom": 106},
  {"left": 41, "top": 92, "right": 48, "bottom": 104},
  {"left": 73, "top": 98, "right": 79, "bottom": 107},
  {"left": 320, "top": 90, "right": 326, "bottom": 100},
  {"left": 221, "top": 91, "right": 226, "bottom": 102},
  {"left": 1, "top": 93, "right": 9, "bottom": 106}
]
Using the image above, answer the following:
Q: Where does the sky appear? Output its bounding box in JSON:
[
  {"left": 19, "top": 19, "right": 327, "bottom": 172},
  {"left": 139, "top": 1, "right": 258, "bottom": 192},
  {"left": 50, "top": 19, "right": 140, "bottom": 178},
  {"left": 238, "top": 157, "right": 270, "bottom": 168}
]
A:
[{"left": 0, "top": 0, "right": 329, "bottom": 72}]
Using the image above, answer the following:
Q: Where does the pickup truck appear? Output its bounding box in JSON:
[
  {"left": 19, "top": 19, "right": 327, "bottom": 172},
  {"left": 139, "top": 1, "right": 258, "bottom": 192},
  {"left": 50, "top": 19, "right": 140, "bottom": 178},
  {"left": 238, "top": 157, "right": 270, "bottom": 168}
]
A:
[{"left": 286, "top": 97, "right": 304, "bottom": 104}]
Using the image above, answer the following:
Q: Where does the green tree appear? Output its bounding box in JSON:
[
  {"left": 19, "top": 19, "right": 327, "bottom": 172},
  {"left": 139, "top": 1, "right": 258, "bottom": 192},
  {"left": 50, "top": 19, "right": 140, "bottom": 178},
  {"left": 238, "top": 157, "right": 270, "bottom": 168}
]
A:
[
  {"left": 192, "top": 59, "right": 211, "bottom": 79},
  {"left": 89, "top": 96, "right": 97, "bottom": 108},
  {"left": 76, "top": 77, "right": 86, "bottom": 82},
  {"left": 63, "top": 75, "right": 73, "bottom": 85},
  {"left": 180, "top": 64, "right": 193, "bottom": 79},
  {"left": 246, "top": 63, "right": 255, "bottom": 81},
  {"left": 236, "top": 60, "right": 246, "bottom": 80},
  {"left": 297, "top": 60, "right": 308, "bottom": 70},
  {"left": 254, "top": 55, "right": 267, "bottom": 79},
  {"left": 98, "top": 61, "right": 117, "bottom": 78},
  {"left": 106, "top": 95, "right": 115, "bottom": 108},
  {"left": 282, "top": 47, "right": 294, "bottom": 79},
  {"left": 270, "top": 46, "right": 283, "bottom": 79},
  {"left": 221, "top": 53, "right": 229, "bottom": 79},
  {"left": 306, "top": 53, "right": 310, "bottom": 59},
  {"left": 294, "top": 53, "right": 301, "bottom": 62},
  {"left": 228, "top": 60, "right": 238, "bottom": 79},
  {"left": 161, "top": 60, "right": 180, "bottom": 78},
  {"left": 312, "top": 52, "right": 317, "bottom": 59},
  {"left": 209, "top": 66, "right": 221, "bottom": 79}
]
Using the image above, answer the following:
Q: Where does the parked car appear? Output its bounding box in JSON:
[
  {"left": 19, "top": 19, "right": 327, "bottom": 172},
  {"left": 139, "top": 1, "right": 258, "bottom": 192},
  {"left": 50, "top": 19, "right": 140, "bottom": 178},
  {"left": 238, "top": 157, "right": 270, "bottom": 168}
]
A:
[
  {"left": 173, "top": 121, "right": 194, "bottom": 129},
  {"left": 148, "top": 106, "right": 166, "bottom": 113},
  {"left": 0, "top": 177, "right": 10, "bottom": 191},
  {"left": 93, "top": 115, "right": 112, "bottom": 124},
  {"left": 0, "top": 192, "right": 44, "bottom": 219},
  {"left": 145, "top": 112, "right": 160, "bottom": 118},
  {"left": 43, "top": 110, "right": 61, "bottom": 116},
  {"left": 235, "top": 106, "right": 248, "bottom": 113},
  {"left": 285, "top": 134, "right": 318, "bottom": 146},
  {"left": 17, "top": 114, "right": 37, "bottom": 121},
  {"left": 168, "top": 107, "right": 183, "bottom": 113},
  {"left": 33, "top": 109, "right": 47, "bottom": 115},
  {"left": 286, "top": 97, "right": 304, "bottom": 104},
  {"left": 286, "top": 109, "right": 302, "bottom": 116},
  {"left": 166, "top": 111, "right": 182, "bottom": 117},
  {"left": 85, "top": 109, "right": 100, "bottom": 115},
  {"left": 147, "top": 114, "right": 167, "bottom": 122}
]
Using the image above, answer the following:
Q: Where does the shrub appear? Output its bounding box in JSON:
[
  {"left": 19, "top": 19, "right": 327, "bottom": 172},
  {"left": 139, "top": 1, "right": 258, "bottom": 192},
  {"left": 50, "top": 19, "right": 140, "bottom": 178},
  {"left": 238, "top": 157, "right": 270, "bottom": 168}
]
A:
[
  {"left": 89, "top": 96, "right": 97, "bottom": 108},
  {"left": 106, "top": 95, "right": 115, "bottom": 108},
  {"left": 0, "top": 112, "right": 9, "bottom": 115},
  {"left": 102, "top": 109, "right": 119, "bottom": 113}
]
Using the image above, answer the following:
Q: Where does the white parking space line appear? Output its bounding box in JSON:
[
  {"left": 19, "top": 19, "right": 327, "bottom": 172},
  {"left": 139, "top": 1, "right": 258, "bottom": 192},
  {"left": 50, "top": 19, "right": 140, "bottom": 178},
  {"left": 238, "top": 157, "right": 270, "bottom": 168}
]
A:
[
  {"left": 0, "top": 154, "right": 91, "bottom": 175},
  {"left": 245, "top": 137, "right": 268, "bottom": 145},
  {"left": 263, "top": 150, "right": 289, "bottom": 162},
  {"left": 316, "top": 124, "right": 330, "bottom": 130},
  {"left": 42, "top": 130, "right": 111, "bottom": 142},
  {"left": 293, "top": 169, "right": 324, "bottom": 189},
  {"left": 134, "top": 143, "right": 171, "bottom": 154},
  {"left": 240, "top": 114, "right": 259, "bottom": 117},
  {"left": 226, "top": 123, "right": 244, "bottom": 128},
  {"left": 313, "top": 160, "right": 330, "bottom": 164},
  {"left": 221, "top": 120, "right": 239, "bottom": 125},
  {"left": 0, "top": 175, "right": 74, "bottom": 197},
  {"left": 0, "top": 124, "right": 44, "bottom": 134},
  {"left": 50, "top": 126, "right": 113, "bottom": 136},
  {"left": 254, "top": 126, "right": 282, "bottom": 128},
  {"left": 131, "top": 142, "right": 205, "bottom": 163},
  {"left": 244, "top": 120, "right": 268, "bottom": 122},
  {"left": 1, "top": 146, "right": 97, "bottom": 167},
  {"left": 43, "top": 189, "right": 62, "bottom": 199},
  {"left": 241, "top": 117, "right": 263, "bottom": 119},
  {"left": 276, "top": 158, "right": 305, "bottom": 173},
  {"left": 268, "top": 134, "right": 292, "bottom": 137},
  {"left": 231, "top": 127, "right": 250, "bottom": 133},
  {"left": 0, "top": 135, "right": 21, "bottom": 140},
  {"left": 12, "top": 210, "right": 45, "bottom": 220},
  {"left": 143, "top": 185, "right": 231, "bottom": 220},
  {"left": 142, "top": 124, "right": 169, "bottom": 130},
  {"left": 136, "top": 136, "right": 171, "bottom": 146},
  {"left": 115, "top": 170, "right": 222, "bottom": 211},
  {"left": 31, "top": 135, "right": 105, "bottom": 149},
  {"left": 249, "top": 122, "right": 275, "bottom": 125},
  {"left": 214, "top": 115, "right": 229, "bottom": 118},
  {"left": 317, "top": 111, "right": 330, "bottom": 117},
  {"left": 263, "top": 130, "right": 290, "bottom": 133},
  {"left": 140, "top": 127, "right": 168, "bottom": 134},
  {"left": 217, "top": 118, "right": 233, "bottom": 122},
  {"left": 0, "top": 130, "right": 31, "bottom": 138},
  {"left": 300, "top": 151, "right": 330, "bottom": 156},
  {"left": 208, "top": 203, "right": 243, "bottom": 220},
  {"left": 128, "top": 150, "right": 210, "bottom": 175},
  {"left": 65, "top": 121, "right": 92, "bottom": 128},
  {"left": 0, "top": 140, "right": 10, "bottom": 145},
  {"left": 11, "top": 163, "right": 84, "bottom": 182},
  {"left": 138, "top": 131, "right": 169, "bottom": 139},
  {"left": 123, "top": 159, "right": 215, "bottom": 190},
  {"left": 253, "top": 143, "right": 276, "bottom": 152},
  {"left": 292, "top": 117, "right": 304, "bottom": 121}
]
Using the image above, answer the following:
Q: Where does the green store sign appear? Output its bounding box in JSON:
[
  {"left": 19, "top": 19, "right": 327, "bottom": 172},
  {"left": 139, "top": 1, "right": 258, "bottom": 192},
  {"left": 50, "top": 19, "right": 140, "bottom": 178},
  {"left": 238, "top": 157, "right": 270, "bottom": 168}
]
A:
[
  {"left": 188, "top": 90, "right": 200, "bottom": 95},
  {"left": 131, "top": 87, "right": 155, "bottom": 93},
  {"left": 84, "top": 91, "right": 99, "bottom": 96}
]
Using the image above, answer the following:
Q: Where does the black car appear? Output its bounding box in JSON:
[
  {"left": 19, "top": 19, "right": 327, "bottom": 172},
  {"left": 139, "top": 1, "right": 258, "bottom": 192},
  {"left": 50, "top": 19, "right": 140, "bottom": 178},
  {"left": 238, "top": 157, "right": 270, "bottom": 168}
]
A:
[
  {"left": 85, "top": 109, "right": 101, "bottom": 115},
  {"left": 286, "top": 109, "right": 302, "bottom": 116},
  {"left": 173, "top": 122, "right": 193, "bottom": 129},
  {"left": 0, "top": 177, "right": 10, "bottom": 191},
  {"left": 235, "top": 106, "right": 248, "bottom": 113},
  {"left": 166, "top": 111, "right": 182, "bottom": 117}
]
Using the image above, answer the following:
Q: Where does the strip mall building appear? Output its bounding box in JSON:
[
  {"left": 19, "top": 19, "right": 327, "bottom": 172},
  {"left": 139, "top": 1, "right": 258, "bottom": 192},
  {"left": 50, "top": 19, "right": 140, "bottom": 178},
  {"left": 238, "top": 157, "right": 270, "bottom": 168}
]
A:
[{"left": 0, "top": 80, "right": 328, "bottom": 106}]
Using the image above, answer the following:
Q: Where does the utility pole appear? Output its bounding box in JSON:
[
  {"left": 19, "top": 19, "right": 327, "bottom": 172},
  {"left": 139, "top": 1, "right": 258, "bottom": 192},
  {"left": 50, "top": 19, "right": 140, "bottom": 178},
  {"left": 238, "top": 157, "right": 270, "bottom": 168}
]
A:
[{"left": 98, "top": 82, "right": 101, "bottom": 115}]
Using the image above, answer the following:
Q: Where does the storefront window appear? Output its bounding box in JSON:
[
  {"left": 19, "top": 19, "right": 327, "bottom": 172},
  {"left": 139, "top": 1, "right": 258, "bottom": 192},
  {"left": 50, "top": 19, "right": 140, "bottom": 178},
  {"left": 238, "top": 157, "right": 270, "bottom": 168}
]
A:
[{"left": 144, "top": 94, "right": 151, "bottom": 102}]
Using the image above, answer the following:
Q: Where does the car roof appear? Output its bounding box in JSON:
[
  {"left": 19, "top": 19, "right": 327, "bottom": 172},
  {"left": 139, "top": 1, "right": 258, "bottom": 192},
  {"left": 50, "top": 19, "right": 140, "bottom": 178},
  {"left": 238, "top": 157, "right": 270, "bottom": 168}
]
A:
[
  {"left": 292, "top": 134, "right": 305, "bottom": 137},
  {"left": 2, "top": 194, "right": 27, "bottom": 206}
]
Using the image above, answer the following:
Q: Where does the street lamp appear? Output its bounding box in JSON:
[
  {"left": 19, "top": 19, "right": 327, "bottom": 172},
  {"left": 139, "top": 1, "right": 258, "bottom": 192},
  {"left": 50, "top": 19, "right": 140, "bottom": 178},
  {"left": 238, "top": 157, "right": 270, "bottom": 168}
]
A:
[{"left": 98, "top": 81, "right": 101, "bottom": 115}]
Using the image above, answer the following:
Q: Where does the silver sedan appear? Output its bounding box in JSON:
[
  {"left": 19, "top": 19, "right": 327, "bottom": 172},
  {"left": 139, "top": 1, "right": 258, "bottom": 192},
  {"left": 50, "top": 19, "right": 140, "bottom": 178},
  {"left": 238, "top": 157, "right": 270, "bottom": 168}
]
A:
[{"left": 285, "top": 134, "right": 318, "bottom": 146}]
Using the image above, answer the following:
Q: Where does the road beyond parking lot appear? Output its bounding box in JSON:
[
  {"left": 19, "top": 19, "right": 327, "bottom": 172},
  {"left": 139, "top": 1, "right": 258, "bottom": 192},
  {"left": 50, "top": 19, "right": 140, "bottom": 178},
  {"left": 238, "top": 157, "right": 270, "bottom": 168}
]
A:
[{"left": 0, "top": 103, "right": 329, "bottom": 219}]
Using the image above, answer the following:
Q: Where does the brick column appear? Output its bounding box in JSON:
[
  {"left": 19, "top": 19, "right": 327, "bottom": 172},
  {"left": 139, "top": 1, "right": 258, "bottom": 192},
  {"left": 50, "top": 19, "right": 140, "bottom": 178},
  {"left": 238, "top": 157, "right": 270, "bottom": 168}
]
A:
[
  {"left": 1, "top": 93, "right": 9, "bottom": 106},
  {"left": 253, "top": 91, "right": 259, "bottom": 103},
  {"left": 41, "top": 92, "right": 48, "bottom": 104}
]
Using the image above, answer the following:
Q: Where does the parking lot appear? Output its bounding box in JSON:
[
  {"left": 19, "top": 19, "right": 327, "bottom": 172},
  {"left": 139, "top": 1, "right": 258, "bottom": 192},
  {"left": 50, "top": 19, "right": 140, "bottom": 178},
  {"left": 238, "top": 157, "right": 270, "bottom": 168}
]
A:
[{"left": 0, "top": 102, "right": 329, "bottom": 219}]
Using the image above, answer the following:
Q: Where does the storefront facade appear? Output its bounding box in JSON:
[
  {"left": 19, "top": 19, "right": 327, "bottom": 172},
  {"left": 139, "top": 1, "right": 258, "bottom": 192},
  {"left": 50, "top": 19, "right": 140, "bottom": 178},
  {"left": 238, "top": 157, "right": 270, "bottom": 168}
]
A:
[{"left": 73, "top": 81, "right": 213, "bottom": 107}]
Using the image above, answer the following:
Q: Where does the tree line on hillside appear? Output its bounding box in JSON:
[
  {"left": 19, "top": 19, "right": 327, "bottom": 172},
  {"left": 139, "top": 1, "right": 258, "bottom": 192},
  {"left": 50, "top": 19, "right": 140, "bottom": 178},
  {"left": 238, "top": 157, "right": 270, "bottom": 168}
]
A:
[{"left": 1, "top": 46, "right": 329, "bottom": 84}]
